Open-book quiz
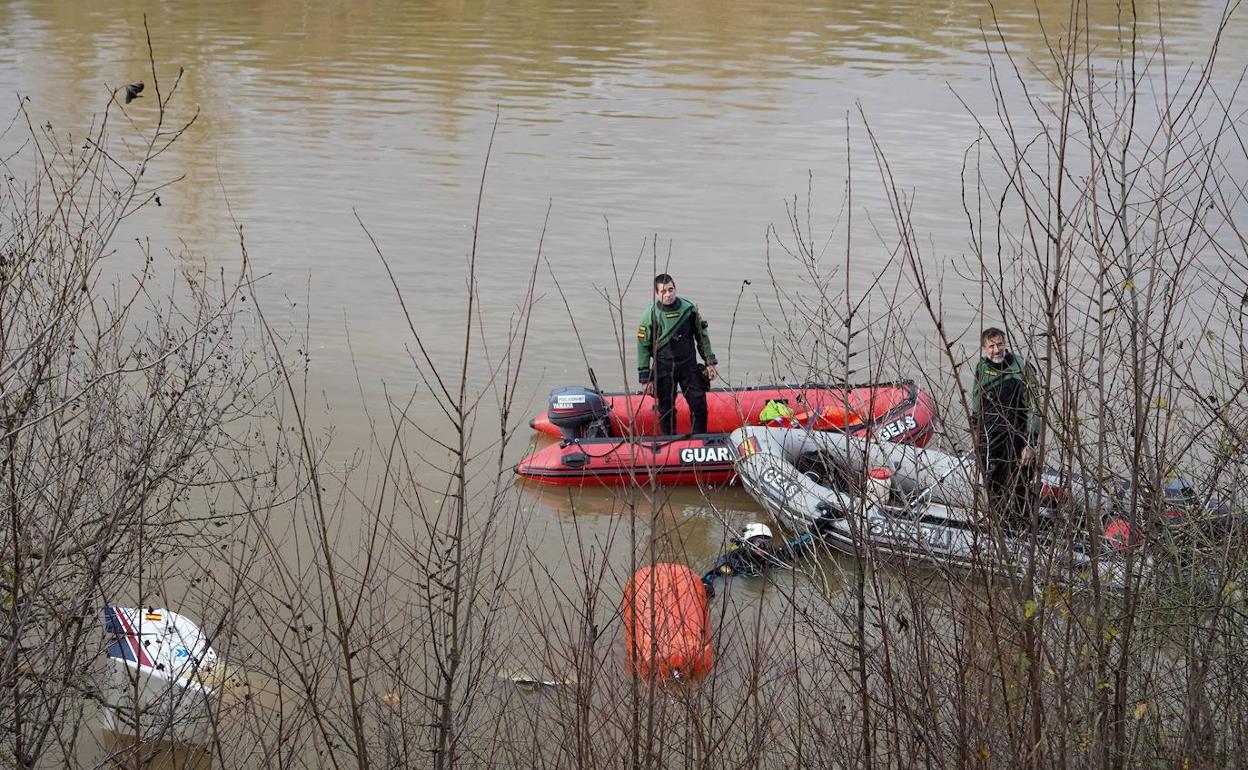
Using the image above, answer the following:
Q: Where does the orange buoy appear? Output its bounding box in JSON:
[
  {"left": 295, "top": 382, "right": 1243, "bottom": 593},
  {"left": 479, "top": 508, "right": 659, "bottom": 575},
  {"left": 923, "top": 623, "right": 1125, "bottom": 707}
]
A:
[{"left": 623, "top": 563, "right": 713, "bottom": 680}]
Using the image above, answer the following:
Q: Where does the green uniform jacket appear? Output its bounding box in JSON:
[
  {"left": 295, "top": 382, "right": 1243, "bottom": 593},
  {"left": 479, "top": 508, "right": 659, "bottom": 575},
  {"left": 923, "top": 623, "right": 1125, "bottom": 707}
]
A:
[
  {"left": 636, "top": 298, "right": 717, "bottom": 384},
  {"left": 971, "top": 352, "right": 1043, "bottom": 439}
]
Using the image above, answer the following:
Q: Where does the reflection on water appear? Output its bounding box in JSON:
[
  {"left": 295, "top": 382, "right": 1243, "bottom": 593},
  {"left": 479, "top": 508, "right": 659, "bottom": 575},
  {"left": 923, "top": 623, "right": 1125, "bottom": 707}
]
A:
[
  {"left": 102, "top": 734, "right": 212, "bottom": 770},
  {"left": 518, "top": 472, "right": 779, "bottom": 560}
]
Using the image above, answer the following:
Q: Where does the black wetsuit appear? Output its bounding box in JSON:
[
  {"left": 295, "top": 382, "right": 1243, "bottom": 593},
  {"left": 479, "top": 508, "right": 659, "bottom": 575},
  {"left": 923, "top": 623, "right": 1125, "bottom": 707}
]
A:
[
  {"left": 637, "top": 298, "right": 716, "bottom": 435},
  {"left": 700, "top": 534, "right": 813, "bottom": 597}
]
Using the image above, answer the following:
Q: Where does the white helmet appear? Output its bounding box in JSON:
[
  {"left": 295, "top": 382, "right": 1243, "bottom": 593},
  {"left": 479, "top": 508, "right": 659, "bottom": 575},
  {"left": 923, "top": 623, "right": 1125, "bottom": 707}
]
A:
[{"left": 741, "top": 522, "right": 772, "bottom": 542}]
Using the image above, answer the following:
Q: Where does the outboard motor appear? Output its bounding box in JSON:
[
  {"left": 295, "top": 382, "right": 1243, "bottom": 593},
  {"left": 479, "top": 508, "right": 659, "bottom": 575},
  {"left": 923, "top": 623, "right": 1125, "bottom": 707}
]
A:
[{"left": 547, "top": 386, "right": 613, "bottom": 440}]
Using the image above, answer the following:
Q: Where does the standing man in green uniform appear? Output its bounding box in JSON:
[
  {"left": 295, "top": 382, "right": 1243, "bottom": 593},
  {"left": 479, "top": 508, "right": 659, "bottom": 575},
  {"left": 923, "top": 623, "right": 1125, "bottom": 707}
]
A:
[
  {"left": 971, "top": 327, "right": 1042, "bottom": 528},
  {"left": 637, "top": 274, "right": 718, "bottom": 435}
]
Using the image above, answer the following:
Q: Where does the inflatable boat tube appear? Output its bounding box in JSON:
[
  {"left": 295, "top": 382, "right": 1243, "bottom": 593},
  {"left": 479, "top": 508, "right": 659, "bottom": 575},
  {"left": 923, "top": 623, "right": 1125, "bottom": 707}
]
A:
[{"left": 518, "top": 381, "right": 934, "bottom": 486}]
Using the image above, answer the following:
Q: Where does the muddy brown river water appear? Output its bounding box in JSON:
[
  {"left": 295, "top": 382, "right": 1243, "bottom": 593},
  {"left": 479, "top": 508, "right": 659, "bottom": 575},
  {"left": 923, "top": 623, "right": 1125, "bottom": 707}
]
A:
[{"left": 2, "top": 0, "right": 1245, "bottom": 764}]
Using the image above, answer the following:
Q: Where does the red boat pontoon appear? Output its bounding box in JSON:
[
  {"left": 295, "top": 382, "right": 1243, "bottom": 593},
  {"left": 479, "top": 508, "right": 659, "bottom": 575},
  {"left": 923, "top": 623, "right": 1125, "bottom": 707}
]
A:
[{"left": 516, "top": 381, "right": 934, "bottom": 486}]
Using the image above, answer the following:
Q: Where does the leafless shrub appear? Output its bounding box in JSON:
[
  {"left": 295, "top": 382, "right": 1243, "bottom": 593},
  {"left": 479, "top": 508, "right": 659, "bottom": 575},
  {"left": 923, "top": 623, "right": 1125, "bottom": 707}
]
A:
[
  {"left": 746, "top": 4, "right": 1248, "bottom": 768},
  {"left": 10, "top": 7, "right": 1248, "bottom": 770},
  {"left": 0, "top": 36, "right": 287, "bottom": 769},
  {"left": 233, "top": 3, "right": 1246, "bottom": 765}
]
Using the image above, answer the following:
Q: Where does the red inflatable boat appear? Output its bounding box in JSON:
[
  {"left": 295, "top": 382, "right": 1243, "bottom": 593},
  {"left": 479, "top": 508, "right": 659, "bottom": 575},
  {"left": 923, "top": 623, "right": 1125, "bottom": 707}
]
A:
[{"left": 516, "top": 381, "right": 934, "bottom": 486}]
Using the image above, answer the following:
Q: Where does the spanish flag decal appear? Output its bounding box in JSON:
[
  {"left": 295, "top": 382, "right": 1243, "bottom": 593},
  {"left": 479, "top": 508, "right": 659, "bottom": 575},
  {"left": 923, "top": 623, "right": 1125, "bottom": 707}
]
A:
[
  {"left": 636, "top": 325, "right": 647, "bottom": 340},
  {"left": 737, "top": 437, "right": 760, "bottom": 457},
  {"left": 144, "top": 612, "right": 163, "bottom": 621}
]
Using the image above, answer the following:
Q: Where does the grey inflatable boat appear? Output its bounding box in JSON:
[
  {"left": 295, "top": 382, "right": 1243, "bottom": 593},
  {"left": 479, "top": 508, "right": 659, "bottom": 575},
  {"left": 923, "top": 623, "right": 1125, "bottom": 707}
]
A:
[{"left": 730, "top": 426, "right": 1153, "bottom": 586}]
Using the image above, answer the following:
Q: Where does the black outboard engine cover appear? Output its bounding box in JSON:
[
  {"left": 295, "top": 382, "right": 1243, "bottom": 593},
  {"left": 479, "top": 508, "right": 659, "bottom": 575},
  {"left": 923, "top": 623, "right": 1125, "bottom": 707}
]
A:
[{"left": 548, "top": 386, "right": 613, "bottom": 440}]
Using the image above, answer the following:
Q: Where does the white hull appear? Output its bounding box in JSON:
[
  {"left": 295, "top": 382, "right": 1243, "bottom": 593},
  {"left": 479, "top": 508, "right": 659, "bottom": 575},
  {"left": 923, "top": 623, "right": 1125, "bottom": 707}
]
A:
[{"left": 101, "top": 607, "right": 220, "bottom": 747}]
